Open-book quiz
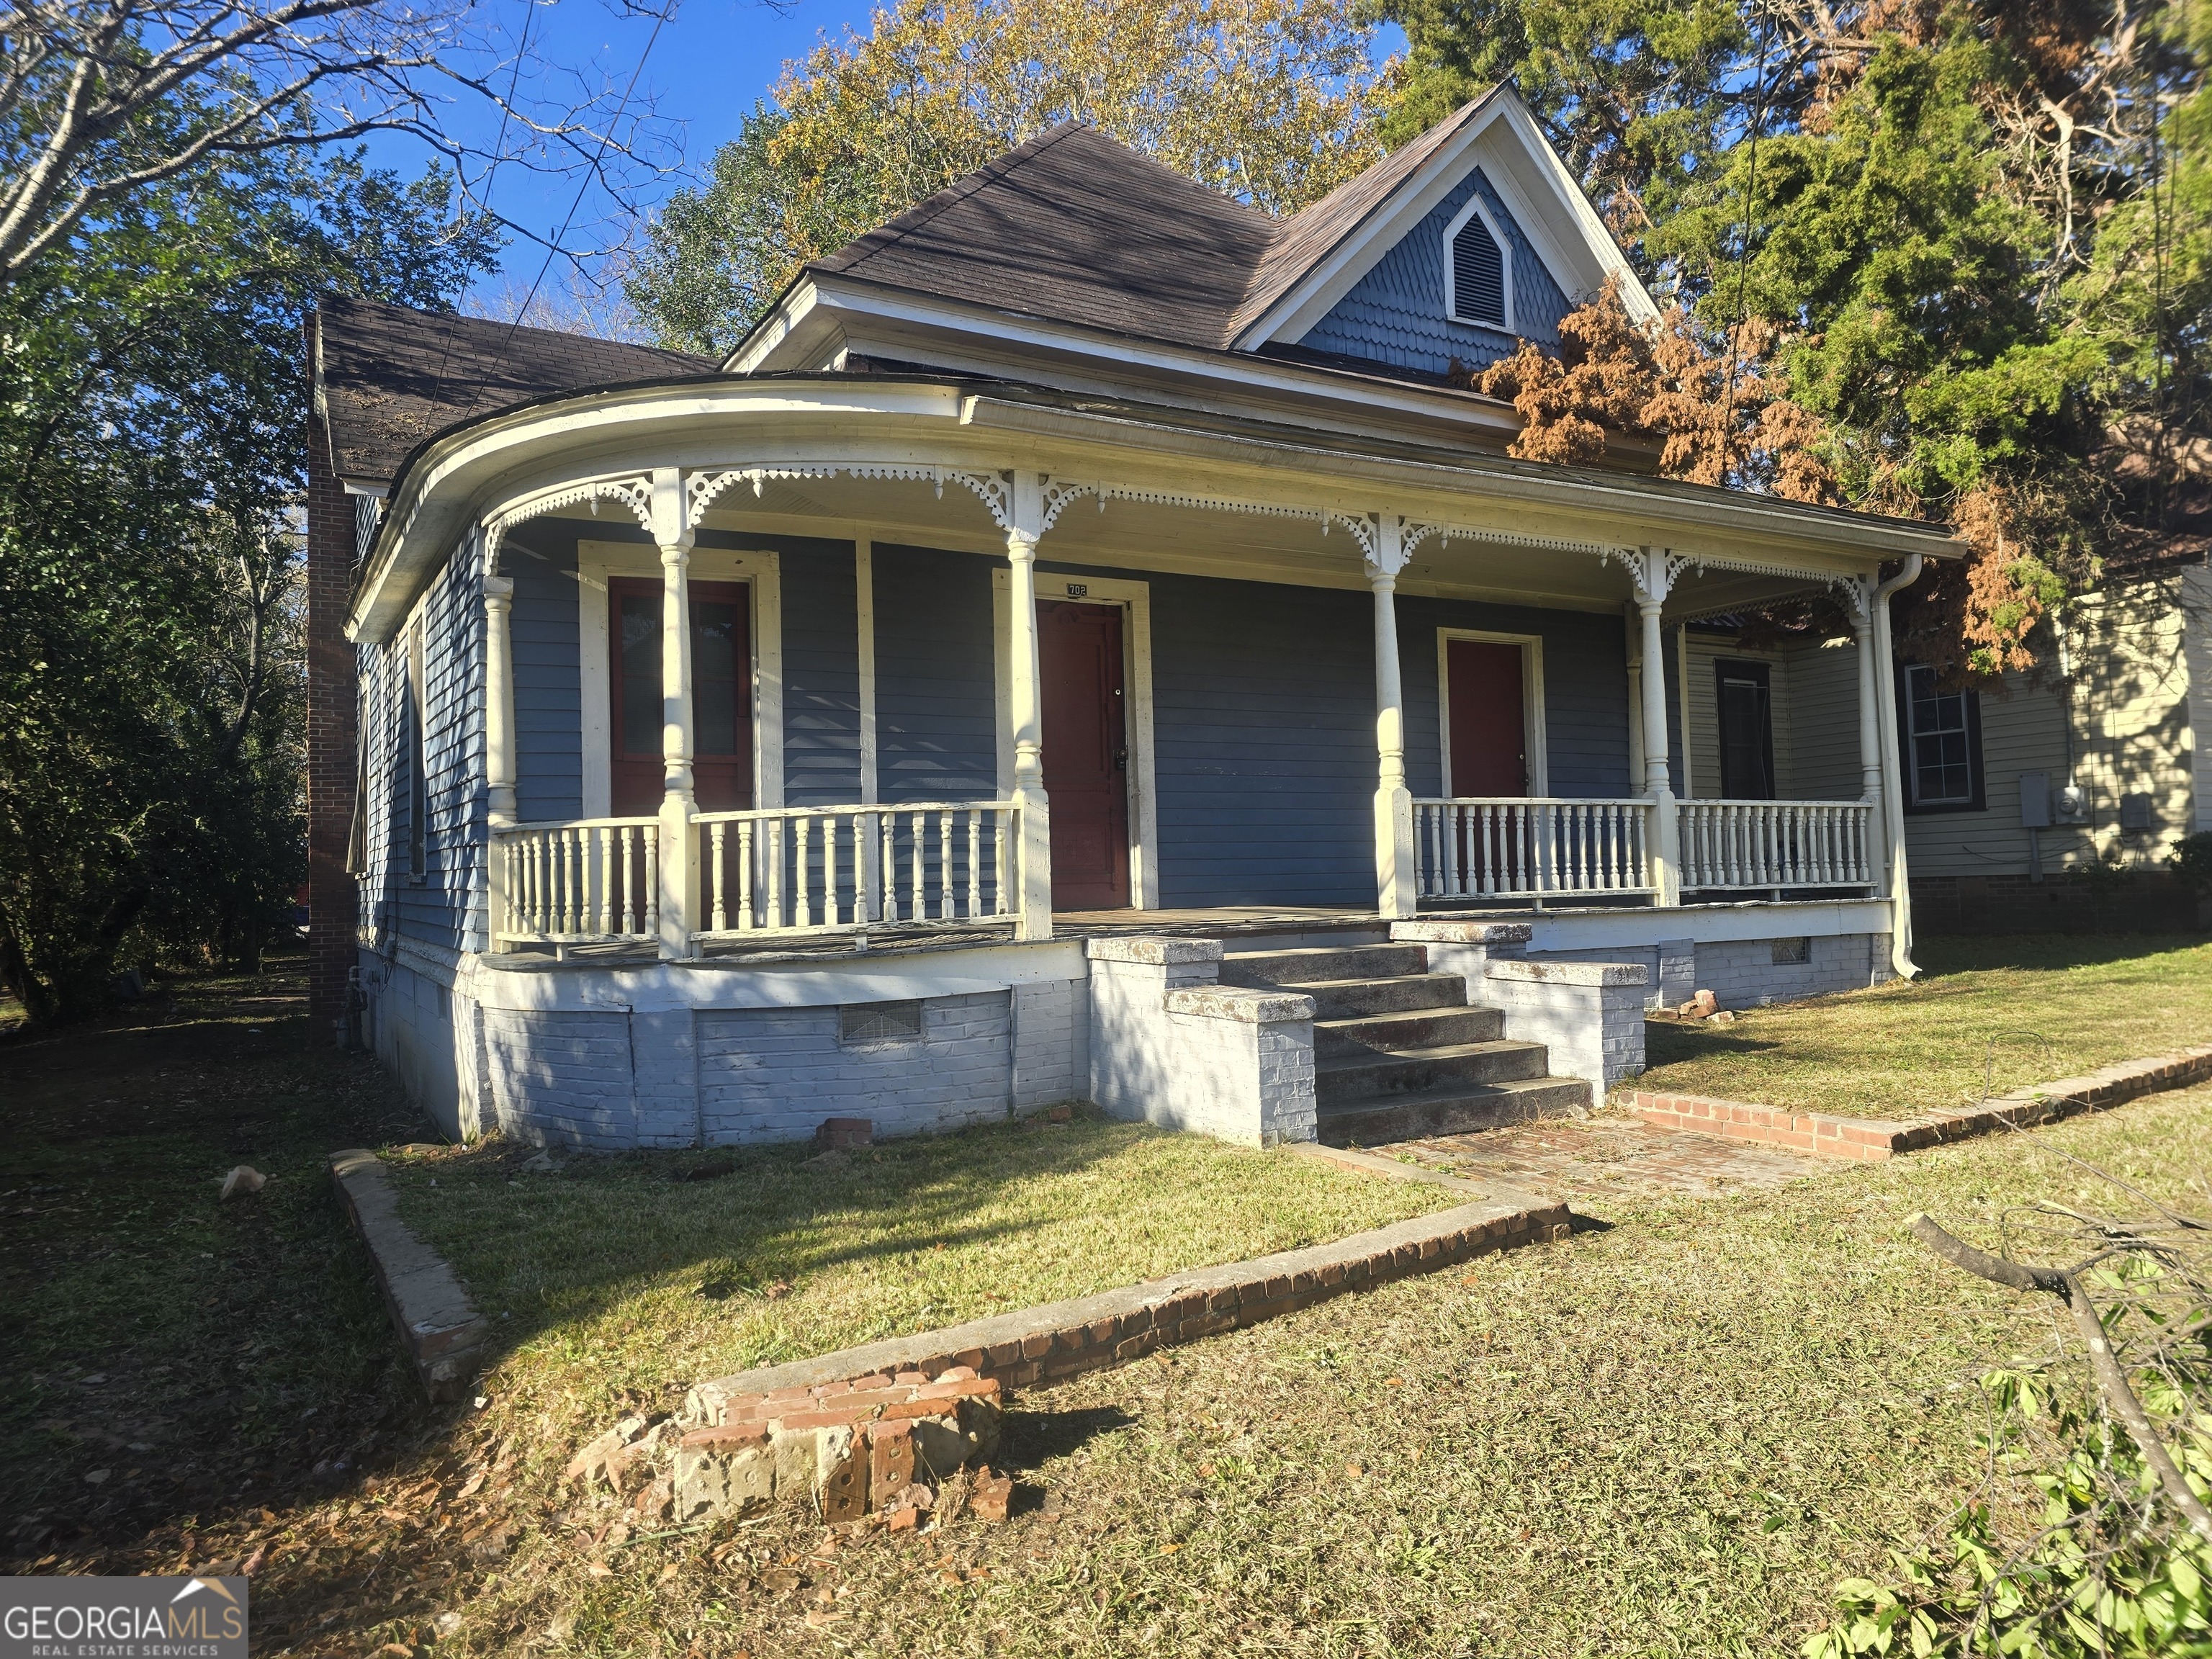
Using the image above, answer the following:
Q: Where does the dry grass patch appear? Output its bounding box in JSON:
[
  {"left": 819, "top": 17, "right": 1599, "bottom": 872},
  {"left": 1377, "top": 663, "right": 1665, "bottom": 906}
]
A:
[
  {"left": 1637, "top": 932, "right": 2212, "bottom": 1117},
  {"left": 386, "top": 1114, "right": 1455, "bottom": 1428}
]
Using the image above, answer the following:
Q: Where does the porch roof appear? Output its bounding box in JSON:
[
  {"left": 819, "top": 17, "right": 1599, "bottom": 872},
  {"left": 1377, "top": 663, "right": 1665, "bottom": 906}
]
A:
[{"left": 350, "top": 369, "right": 1966, "bottom": 645}]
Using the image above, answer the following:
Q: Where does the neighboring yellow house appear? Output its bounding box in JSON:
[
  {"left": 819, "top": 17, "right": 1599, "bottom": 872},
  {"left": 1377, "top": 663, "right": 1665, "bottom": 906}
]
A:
[{"left": 1673, "top": 562, "right": 2208, "bottom": 932}]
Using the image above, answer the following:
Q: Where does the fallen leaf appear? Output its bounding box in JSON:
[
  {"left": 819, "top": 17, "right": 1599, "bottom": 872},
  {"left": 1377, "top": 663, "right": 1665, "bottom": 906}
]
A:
[
  {"left": 763, "top": 1280, "right": 793, "bottom": 1302},
  {"left": 1384, "top": 1377, "right": 1404, "bottom": 1388},
  {"left": 1345, "top": 1462, "right": 1366, "bottom": 1478},
  {"left": 1156, "top": 1543, "right": 1181, "bottom": 1555}
]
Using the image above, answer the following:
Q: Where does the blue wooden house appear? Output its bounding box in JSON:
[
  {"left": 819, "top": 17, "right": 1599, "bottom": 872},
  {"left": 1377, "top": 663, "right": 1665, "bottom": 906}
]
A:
[{"left": 307, "top": 89, "right": 1960, "bottom": 1149}]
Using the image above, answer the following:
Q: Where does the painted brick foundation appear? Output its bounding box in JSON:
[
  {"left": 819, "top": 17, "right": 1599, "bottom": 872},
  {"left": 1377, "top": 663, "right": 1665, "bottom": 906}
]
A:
[{"left": 1630, "top": 1044, "right": 2212, "bottom": 1160}]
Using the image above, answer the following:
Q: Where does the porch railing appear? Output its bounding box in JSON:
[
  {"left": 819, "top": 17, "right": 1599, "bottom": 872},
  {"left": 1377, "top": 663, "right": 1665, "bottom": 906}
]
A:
[
  {"left": 1678, "top": 799, "right": 1875, "bottom": 891},
  {"left": 493, "top": 817, "right": 659, "bottom": 945},
  {"left": 693, "top": 801, "right": 1020, "bottom": 940},
  {"left": 1413, "top": 798, "right": 1656, "bottom": 902}
]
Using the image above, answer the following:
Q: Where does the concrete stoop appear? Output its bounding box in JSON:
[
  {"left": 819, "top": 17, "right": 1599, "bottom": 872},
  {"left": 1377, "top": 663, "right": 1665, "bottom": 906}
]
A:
[{"left": 1220, "top": 943, "right": 1592, "bottom": 1146}]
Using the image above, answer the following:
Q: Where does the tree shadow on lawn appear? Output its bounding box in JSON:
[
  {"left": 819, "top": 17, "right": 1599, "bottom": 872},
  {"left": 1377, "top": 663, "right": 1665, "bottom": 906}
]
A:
[{"left": 1, "top": 970, "right": 442, "bottom": 1574}]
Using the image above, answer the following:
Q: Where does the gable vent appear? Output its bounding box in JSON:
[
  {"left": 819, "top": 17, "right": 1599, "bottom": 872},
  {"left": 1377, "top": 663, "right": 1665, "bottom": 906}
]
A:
[{"left": 1451, "top": 212, "right": 1508, "bottom": 329}]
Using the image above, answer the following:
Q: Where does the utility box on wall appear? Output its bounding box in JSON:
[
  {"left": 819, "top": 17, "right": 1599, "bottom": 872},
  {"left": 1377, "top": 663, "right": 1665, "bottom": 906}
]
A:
[{"left": 2018, "top": 771, "right": 2051, "bottom": 828}]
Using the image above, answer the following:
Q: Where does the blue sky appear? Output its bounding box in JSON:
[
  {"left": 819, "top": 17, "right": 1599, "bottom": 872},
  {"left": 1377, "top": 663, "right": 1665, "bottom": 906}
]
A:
[
  {"left": 364, "top": 0, "right": 882, "bottom": 307},
  {"left": 361, "top": 0, "right": 1404, "bottom": 315}
]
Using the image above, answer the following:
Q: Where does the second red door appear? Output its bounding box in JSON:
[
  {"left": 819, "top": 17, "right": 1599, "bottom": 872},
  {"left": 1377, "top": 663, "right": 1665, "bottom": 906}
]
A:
[{"left": 1447, "top": 638, "right": 1529, "bottom": 796}]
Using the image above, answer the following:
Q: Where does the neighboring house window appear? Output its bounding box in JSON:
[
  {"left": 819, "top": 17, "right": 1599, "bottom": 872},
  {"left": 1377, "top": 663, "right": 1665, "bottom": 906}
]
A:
[
  {"left": 1898, "top": 664, "right": 1985, "bottom": 812},
  {"left": 407, "top": 618, "right": 428, "bottom": 879},
  {"left": 1447, "top": 202, "right": 1509, "bottom": 330},
  {"left": 1714, "top": 660, "right": 1776, "bottom": 799}
]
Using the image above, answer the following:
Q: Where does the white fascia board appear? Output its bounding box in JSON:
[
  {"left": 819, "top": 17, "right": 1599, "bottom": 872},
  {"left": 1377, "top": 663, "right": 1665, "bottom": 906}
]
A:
[
  {"left": 745, "top": 274, "right": 1525, "bottom": 444},
  {"left": 956, "top": 392, "right": 1963, "bottom": 567},
  {"left": 1241, "top": 89, "right": 1659, "bottom": 351},
  {"left": 726, "top": 278, "right": 840, "bottom": 374},
  {"left": 348, "top": 382, "right": 969, "bottom": 644},
  {"left": 342, "top": 481, "right": 390, "bottom": 498}
]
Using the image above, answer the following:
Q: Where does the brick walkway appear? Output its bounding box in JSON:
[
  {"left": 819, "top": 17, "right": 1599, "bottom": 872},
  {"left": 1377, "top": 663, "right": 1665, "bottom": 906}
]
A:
[{"left": 1388, "top": 1114, "right": 1822, "bottom": 1201}]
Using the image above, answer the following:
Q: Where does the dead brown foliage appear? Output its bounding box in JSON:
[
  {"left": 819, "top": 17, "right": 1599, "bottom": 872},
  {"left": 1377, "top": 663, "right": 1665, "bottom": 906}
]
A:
[{"left": 1476, "top": 277, "right": 1841, "bottom": 505}]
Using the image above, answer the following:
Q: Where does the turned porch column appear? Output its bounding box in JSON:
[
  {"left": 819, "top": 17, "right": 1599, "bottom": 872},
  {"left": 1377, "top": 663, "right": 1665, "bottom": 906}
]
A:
[
  {"left": 1848, "top": 577, "right": 1886, "bottom": 883},
  {"left": 1005, "top": 472, "right": 1053, "bottom": 940},
  {"left": 1632, "top": 548, "right": 1682, "bottom": 905},
  {"left": 652, "top": 468, "right": 698, "bottom": 960},
  {"left": 1367, "top": 517, "right": 1417, "bottom": 919},
  {"left": 482, "top": 569, "right": 517, "bottom": 950}
]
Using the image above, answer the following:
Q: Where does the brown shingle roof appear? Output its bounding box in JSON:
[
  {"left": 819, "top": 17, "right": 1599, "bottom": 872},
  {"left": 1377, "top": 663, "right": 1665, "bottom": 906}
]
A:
[
  {"left": 808, "top": 106, "right": 1497, "bottom": 352},
  {"left": 317, "top": 295, "right": 711, "bottom": 485},
  {"left": 814, "top": 124, "right": 1281, "bottom": 349}
]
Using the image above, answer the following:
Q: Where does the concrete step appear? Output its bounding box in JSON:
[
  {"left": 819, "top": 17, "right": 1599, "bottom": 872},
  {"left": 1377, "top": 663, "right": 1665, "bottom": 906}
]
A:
[
  {"left": 1315, "top": 1038, "right": 1552, "bottom": 1105},
  {"left": 1294, "top": 973, "right": 1470, "bottom": 1020},
  {"left": 1219, "top": 943, "right": 1429, "bottom": 987},
  {"left": 1315, "top": 1004, "right": 1506, "bottom": 1061},
  {"left": 1316, "top": 1075, "right": 1592, "bottom": 1147}
]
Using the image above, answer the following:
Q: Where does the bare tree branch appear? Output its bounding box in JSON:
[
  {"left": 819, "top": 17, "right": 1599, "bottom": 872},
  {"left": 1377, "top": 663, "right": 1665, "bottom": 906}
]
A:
[
  {"left": 0, "top": 0, "right": 681, "bottom": 286},
  {"left": 1909, "top": 1210, "right": 2212, "bottom": 1547}
]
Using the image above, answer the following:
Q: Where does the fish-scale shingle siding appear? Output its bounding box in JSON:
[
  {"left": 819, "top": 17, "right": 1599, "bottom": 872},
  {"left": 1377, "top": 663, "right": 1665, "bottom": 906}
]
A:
[{"left": 1294, "top": 170, "right": 1571, "bottom": 379}]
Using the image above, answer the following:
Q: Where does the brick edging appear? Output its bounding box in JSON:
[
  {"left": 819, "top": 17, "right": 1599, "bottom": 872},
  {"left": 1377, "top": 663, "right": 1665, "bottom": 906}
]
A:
[
  {"left": 329, "top": 1148, "right": 488, "bottom": 1400},
  {"left": 1630, "top": 1044, "right": 2212, "bottom": 1162},
  {"left": 688, "top": 1193, "right": 1569, "bottom": 1424}
]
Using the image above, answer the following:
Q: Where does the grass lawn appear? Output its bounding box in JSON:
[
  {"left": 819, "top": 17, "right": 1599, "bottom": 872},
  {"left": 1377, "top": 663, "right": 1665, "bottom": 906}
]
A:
[
  {"left": 383, "top": 1118, "right": 1455, "bottom": 1426},
  {"left": 9, "top": 943, "right": 2211, "bottom": 1658},
  {"left": 1634, "top": 931, "right": 2212, "bottom": 1117}
]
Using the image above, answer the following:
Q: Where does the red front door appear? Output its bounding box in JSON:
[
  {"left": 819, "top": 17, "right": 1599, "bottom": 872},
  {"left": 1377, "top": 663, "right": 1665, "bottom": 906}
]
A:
[
  {"left": 1039, "top": 600, "right": 1130, "bottom": 909},
  {"left": 608, "top": 577, "right": 753, "bottom": 815},
  {"left": 1447, "top": 638, "right": 1529, "bottom": 796}
]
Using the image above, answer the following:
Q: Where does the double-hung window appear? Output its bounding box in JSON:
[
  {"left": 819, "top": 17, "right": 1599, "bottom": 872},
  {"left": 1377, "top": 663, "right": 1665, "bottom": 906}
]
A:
[{"left": 1898, "top": 664, "right": 1984, "bottom": 812}]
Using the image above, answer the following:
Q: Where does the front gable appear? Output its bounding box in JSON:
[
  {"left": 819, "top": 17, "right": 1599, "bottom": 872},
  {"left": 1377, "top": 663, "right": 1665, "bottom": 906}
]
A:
[
  {"left": 1294, "top": 167, "right": 1570, "bottom": 378},
  {"left": 1238, "top": 91, "right": 1656, "bottom": 379}
]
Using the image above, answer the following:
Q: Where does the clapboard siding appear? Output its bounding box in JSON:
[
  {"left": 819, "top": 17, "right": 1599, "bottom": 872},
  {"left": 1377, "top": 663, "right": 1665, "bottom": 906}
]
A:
[
  {"left": 873, "top": 542, "right": 998, "bottom": 803},
  {"left": 1904, "top": 575, "right": 2195, "bottom": 877},
  {"left": 1780, "top": 639, "right": 1863, "bottom": 799},
  {"left": 1295, "top": 169, "right": 1571, "bottom": 379},
  {"left": 1118, "top": 565, "right": 1374, "bottom": 905},
  {"left": 774, "top": 537, "right": 863, "bottom": 806},
  {"left": 358, "top": 526, "right": 487, "bottom": 956},
  {"left": 503, "top": 526, "right": 584, "bottom": 824}
]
